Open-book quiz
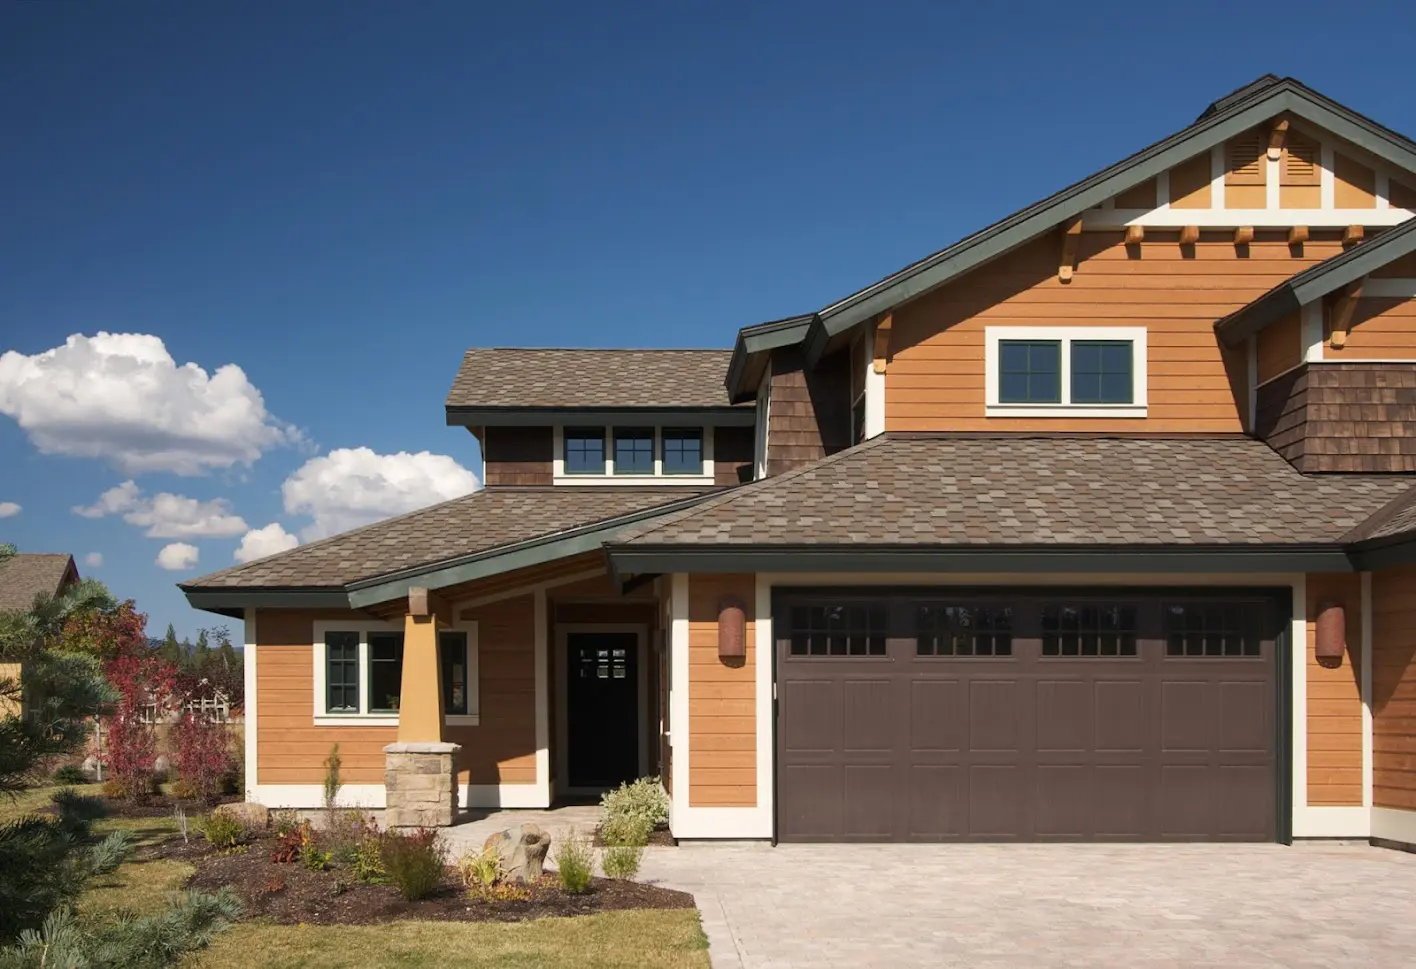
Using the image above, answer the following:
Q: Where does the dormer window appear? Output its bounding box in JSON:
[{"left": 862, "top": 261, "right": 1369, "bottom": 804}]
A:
[
  {"left": 564, "top": 427, "right": 607, "bottom": 474},
  {"left": 613, "top": 427, "right": 655, "bottom": 475},
  {"left": 553, "top": 425, "right": 715, "bottom": 484},
  {"left": 986, "top": 326, "right": 1147, "bottom": 418},
  {"left": 662, "top": 428, "right": 704, "bottom": 475}
]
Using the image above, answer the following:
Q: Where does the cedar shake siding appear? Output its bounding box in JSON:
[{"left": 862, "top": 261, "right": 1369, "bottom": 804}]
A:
[
  {"left": 1255, "top": 362, "right": 1416, "bottom": 472},
  {"left": 1305, "top": 573, "right": 1364, "bottom": 806},
  {"left": 481, "top": 426, "right": 553, "bottom": 486},
  {"left": 1372, "top": 565, "right": 1416, "bottom": 812},
  {"left": 766, "top": 347, "right": 850, "bottom": 476},
  {"left": 885, "top": 232, "right": 1347, "bottom": 433},
  {"left": 713, "top": 424, "right": 754, "bottom": 485},
  {"left": 688, "top": 573, "right": 756, "bottom": 807}
]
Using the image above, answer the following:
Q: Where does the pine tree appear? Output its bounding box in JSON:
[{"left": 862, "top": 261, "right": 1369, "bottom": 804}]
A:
[{"left": 160, "top": 623, "right": 184, "bottom": 665}]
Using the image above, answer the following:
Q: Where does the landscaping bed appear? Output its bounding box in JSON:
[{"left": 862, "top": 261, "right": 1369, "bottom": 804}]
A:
[{"left": 594, "top": 825, "right": 676, "bottom": 848}]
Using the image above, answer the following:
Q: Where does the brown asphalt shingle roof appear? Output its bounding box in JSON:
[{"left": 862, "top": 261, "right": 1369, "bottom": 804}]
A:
[
  {"left": 445, "top": 349, "right": 743, "bottom": 410},
  {"left": 0, "top": 553, "right": 77, "bottom": 612},
  {"left": 618, "top": 435, "right": 1416, "bottom": 547},
  {"left": 1345, "top": 488, "right": 1416, "bottom": 544},
  {"left": 182, "top": 488, "right": 713, "bottom": 590}
]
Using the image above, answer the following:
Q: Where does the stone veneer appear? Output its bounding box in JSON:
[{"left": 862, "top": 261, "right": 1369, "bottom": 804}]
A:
[{"left": 383, "top": 741, "right": 461, "bottom": 828}]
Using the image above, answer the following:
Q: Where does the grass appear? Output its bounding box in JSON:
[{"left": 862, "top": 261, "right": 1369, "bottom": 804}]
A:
[{"left": 184, "top": 911, "right": 711, "bottom": 969}]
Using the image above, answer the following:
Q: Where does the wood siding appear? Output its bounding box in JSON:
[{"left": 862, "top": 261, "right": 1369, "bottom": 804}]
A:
[
  {"left": 714, "top": 424, "right": 754, "bottom": 485},
  {"left": 1373, "top": 565, "right": 1416, "bottom": 811},
  {"left": 766, "top": 347, "right": 850, "bottom": 474},
  {"left": 1305, "top": 573, "right": 1364, "bottom": 806},
  {"left": 1255, "top": 362, "right": 1416, "bottom": 472},
  {"left": 1325, "top": 297, "right": 1416, "bottom": 359},
  {"left": 449, "top": 594, "right": 537, "bottom": 786},
  {"left": 687, "top": 573, "right": 756, "bottom": 807},
  {"left": 1256, "top": 312, "right": 1302, "bottom": 384},
  {"left": 481, "top": 426, "right": 553, "bottom": 486},
  {"left": 885, "top": 232, "right": 1344, "bottom": 432},
  {"left": 1334, "top": 153, "right": 1377, "bottom": 209}
]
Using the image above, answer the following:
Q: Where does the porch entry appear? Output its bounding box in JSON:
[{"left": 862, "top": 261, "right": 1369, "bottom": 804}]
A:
[{"left": 561, "top": 628, "right": 647, "bottom": 792}]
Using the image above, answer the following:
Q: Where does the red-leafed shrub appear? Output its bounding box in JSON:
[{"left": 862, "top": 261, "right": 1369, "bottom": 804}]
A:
[
  {"left": 99, "top": 653, "right": 176, "bottom": 800},
  {"left": 171, "top": 711, "right": 234, "bottom": 802}
]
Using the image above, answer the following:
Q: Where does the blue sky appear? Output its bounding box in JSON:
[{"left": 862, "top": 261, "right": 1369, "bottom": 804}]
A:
[{"left": 2, "top": 1, "right": 1415, "bottom": 639}]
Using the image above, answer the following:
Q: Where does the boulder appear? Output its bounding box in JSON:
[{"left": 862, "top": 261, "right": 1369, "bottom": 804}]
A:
[
  {"left": 82, "top": 755, "right": 100, "bottom": 776},
  {"left": 213, "top": 802, "right": 269, "bottom": 828},
  {"left": 153, "top": 755, "right": 171, "bottom": 780},
  {"left": 483, "top": 823, "right": 551, "bottom": 884}
]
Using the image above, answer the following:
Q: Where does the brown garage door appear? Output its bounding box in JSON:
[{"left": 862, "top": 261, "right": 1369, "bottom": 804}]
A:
[{"left": 776, "top": 592, "right": 1282, "bottom": 842}]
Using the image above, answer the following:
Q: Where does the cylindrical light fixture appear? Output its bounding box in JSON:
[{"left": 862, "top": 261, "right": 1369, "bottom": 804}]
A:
[
  {"left": 1315, "top": 600, "right": 1346, "bottom": 661},
  {"left": 718, "top": 597, "right": 746, "bottom": 659}
]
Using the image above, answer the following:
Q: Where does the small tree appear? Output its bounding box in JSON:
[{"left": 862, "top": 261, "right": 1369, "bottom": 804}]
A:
[
  {"left": 171, "top": 711, "right": 233, "bottom": 803},
  {"left": 323, "top": 743, "right": 342, "bottom": 816},
  {"left": 100, "top": 653, "right": 176, "bottom": 800}
]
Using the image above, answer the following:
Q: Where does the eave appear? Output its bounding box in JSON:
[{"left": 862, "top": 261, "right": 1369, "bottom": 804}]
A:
[
  {"left": 446, "top": 405, "right": 754, "bottom": 428},
  {"left": 723, "top": 314, "right": 816, "bottom": 403}
]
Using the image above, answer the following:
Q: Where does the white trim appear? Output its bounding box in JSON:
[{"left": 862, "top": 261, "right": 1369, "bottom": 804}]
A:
[
  {"left": 1364, "top": 278, "right": 1416, "bottom": 299},
  {"left": 1292, "top": 805, "right": 1370, "bottom": 839},
  {"left": 754, "top": 573, "right": 774, "bottom": 833},
  {"left": 552, "top": 424, "right": 714, "bottom": 485},
  {"left": 864, "top": 325, "right": 886, "bottom": 439},
  {"left": 1372, "top": 806, "right": 1416, "bottom": 847},
  {"left": 1361, "top": 571, "right": 1373, "bottom": 810},
  {"left": 1291, "top": 573, "right": 1307, "bottom": 824},
  {"left": 554, "top": 622, "right": 649, "bottom": 796},
  {"left": 984, "top": 325, "right": 1148, "bottom": 418},
  {"left": 245, "top": 782, "right": 546, "bottom": 811},
  {"left": 1265, "top": 151, "right": 1280, "bottom": 210},
  {"left": 440, "top": 622, "right": 480, "bottom": 726},
  {"left": 1082, "top": 208, "right": 1412, "bottom": 229},
  {"left": 1302, "top": 302, "right": 1325, "bottom": 362},
  {"left": 243, "top": 608, "right": 257, "bottom": 796},
  {"left": 1245, "top": 334, "right": 1258, "bottom": 433},
  {"left": 669, "top": 574, "right": 689, "bottom": 830},
  {"left": 466, "top": 783, "right": 547, "bottom": 809},
  {"left": 533, "top": 588, "right": 551, "bottom": 807},
  {"left": 753, "top": 373, "right": 770, "bottom": 480},
  {"left": 1211, "top": 145, "right": 1226, "bottom": 210},
  {"left": 1320, "top": 141, "right": 1336, "bottom": 209}
]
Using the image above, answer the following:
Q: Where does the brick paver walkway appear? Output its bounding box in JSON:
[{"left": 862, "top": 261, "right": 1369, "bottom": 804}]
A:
[{"left": 638, "top": 842, "right": 1416, "bottom": 969}]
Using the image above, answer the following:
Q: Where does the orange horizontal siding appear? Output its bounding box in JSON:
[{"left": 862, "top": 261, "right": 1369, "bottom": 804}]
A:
[{"left": 687, "top": 573, "right": 757, "bottom": 808}]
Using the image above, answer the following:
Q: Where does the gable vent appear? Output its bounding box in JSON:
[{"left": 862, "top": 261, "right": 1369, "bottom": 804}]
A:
[
  {"left": 1283, "top": 136, "right": 1319, "bottom": 185},
  {"left": 1226, "top": 133, "right": 1266, "bottom": 185}
]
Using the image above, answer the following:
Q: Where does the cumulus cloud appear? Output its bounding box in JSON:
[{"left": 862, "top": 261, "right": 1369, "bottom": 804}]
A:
[
  {"left": 234, "top": 523, "right": 300, "bottom": 563},
  {"left": 73, "top": 481, "right": 247, "bottom": 539},
  {"left": 0, "top": 502, "right": 19, "bottom": 518},
  {"left": 83, "top": 552, "right": 104, "bottom": 568},
  {"left": 156, "top": 542, "right": 199, "bottom": 571},
  {"left": 0, "top": 332, "right": 301, "bottom": 476},
  {"left": 282, "top": 447, "right": 479, "bottom": 540}
]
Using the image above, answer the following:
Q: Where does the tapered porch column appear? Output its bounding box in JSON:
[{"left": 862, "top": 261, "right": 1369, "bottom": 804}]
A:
[{"left": 384, "top": 587, "right": 460, "bottom": 827}]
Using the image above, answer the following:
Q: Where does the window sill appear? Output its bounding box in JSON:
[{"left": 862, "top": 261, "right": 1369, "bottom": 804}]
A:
[
  {"left": 314, "top": 714, "right": 399, "bottom": 727},
  {"left": 445, "top": 715, "right": 481, "bottom": 727},
  {"left": 985, "top": 404, "right": 1147, "bottom": 419},
  {"left": 551, "top": 475, "right": 715, "bottom": 487}
]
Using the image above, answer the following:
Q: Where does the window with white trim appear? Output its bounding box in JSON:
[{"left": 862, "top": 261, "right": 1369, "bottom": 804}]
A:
[
  {"left": 985, "top": 326, "right": 1147, "bottom": 417},
  {"left": 313, "top": 621, "right": 479, "bottom": 725},
  {"left": 552, "top": 425, "right": 715, "bottom": 484}
]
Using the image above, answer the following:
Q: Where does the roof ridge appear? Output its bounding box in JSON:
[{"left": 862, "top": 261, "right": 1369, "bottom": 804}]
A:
[{"left": 466, "top": 347, "right": 732, "bottom": 353}]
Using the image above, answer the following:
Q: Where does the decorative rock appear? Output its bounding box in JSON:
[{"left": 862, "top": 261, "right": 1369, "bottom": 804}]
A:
[
  {"left": 153, "top": 755, "right": 171, "bottom": 779},
  {"left": 483, "top": 824, "right": 551, "bottom": 884},
  {"left": 213, "top": 802, "right": 269, "bottom": 828},
  {"left": 82, "top": 755, "right": 100, "bottom": 776}
]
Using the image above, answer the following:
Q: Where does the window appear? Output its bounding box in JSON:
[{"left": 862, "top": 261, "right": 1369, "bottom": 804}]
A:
[
  {"left": 917, "top": 604, "right": 1013, "bottom": 656},
  {"left": 986, "top": 327, "right": 1147, "bottom": 417},
  {"left": 661, "top": 428, "right": 703, "bottom": 475},
  {"left": 563, "top": 427, "right": 606, "bottom": 474},
  {"left": 367, "top": 632, "right": 404, "bottom": 713},
  {"left": 613, "top": 427, "right": 654, "bottom": 474},
  {"left": 1163, "top": 602, "right": 1263, "bottom": 657},
  {"left": 1041, "top": 604, "right": 1137, "bottom": 657},
  {"left": 440, "top": 631, "right": 474, "bottom": 717},
  {"left": 787, "top": 604, "right": 887, "bottom": 657},
  {"left": 325, "top": 632, "right": 360, "bottom": 713}
]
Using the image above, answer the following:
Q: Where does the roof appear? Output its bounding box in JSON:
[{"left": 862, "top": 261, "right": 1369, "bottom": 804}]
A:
[
  {"left": 445, "top": 349, "right": 744, "bottom": 414},
  {"left": 1215, "top": 217, "right": 1416, "bottom": 345},
  {"left": 612, "top": 435, "right": 1416, "bottom": 549},
  {"left": 181, "top": 487, "right": 717, "bottom": 591},
  {"left": 0, "top": 553, "right": 78, "bottom": 612}
]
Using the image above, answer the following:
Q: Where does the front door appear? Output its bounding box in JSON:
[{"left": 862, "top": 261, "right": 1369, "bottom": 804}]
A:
[{"left": 566, "top": 632, "right": 639, "bottom": 789}]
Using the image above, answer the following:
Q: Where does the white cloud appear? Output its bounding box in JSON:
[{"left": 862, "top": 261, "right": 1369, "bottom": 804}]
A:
[
  {"left": 73, "top": 481, "right": 247, "bottom": 539},
  {"left": 83, "top": 552, "right": 103, "bottom": 568},
  {"left": 234, "top": 523, "right": 300, "bottom": 563},
  {"left": 0, "top": 502, "right": 19, "bottom": 518},
  {"left": 282, "top": 447, "right": 480, "bottom": 540},
  {"left": 0, "top": 332, "right": 301, "bottom": 475},
  {"left": 156, "top": 542, "right": 199, "bottom": 571}
]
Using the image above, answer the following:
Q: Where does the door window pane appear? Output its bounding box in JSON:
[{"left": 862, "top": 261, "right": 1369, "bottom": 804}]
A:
[
  {"left": 439, "top": 631, "right": 469, "bottom": 716},
  {"left": 325, "top": 632, "right": 360, "bottom": 713},
  {"left": 1041, "top": 604, "right": 1138, "bottom": 656},
  {"left": 613, "top": 427, "right": 654, "bottom": 474},
  {"left": 661, "top": 428, "right": 703, "bottom": 475},
  {"left": 999, "top": 340, "right": 1061, "bottom": 403},
  {"left": 564, "top": 428, "right": 605, "bottom": 474},
  {"left": 916, "top": 604, "right": 1013, "bottom": 656},
  {"left": 1071, "top": 341, "right": 1134, "bottom": 404},
  {"left": 367, "top": 633, "right": 404, "bottom": 713}
]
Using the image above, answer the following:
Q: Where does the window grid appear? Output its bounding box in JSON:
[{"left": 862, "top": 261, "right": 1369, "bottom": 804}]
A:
[
  {"left": 999, "top": 340, "right": 1062, "bottom": 404},
  {"left": 661, "top": 428, "right": 703, "bottom": 475},
  {"left": 1042, "top": 604, "right": 1138, "bottom": 657},
  {"left": 613, "top": 427, "right": 655, "bottom": 474},
  {"left": 367, "top": 632, "right": 404, "bottom": 713},
  {"left": 325, "top": 633, "right": 360, "bottom": 713},
  {"left": 916, "top": 604, "right": 1013, "bottom": 657},
  {"left": 1071, "top": 340, "right": 1134, "bottom": 404},
  {"left": 1163, "top": 602, "right": 1263, "bottom": 657},
  {"left": 788, "top": 604, "right": 888, "bottom": 657},
  {"left": 563, "top": 427, "right": 606, "bottom": 474}
]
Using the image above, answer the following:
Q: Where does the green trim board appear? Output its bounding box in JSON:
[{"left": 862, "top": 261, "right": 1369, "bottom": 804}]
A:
[
  {"left": 446, "top": 406, "right": 754, "bottom": 428},
  {"left": 724, "top": 314, "right": 817, "bottom": 403},
  {"left": 1215, "top": 216, "right": 1416, "bottom": 345}
]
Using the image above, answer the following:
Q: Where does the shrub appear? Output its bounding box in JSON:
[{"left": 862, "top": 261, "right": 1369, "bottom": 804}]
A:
[
  {"left": 100, "top": 653, "right": 176, "bottom": 800},
  {"left": 322, "top": 743, "right": 341, "bottom": 815},
  {"left": 270, "top": 809, "right": 300, "bottom": 838},
  {"left": 599, "top": 776, "right": 668, "bottom": 835},
  {"left": 380, "top": 828, "right": 447, "bottom": 901},
  {"left": 171, "top": 711, "right": 235, "bottom": 802},
  {"left": 456, "top": 845, "right": 502, "bottom": 891},
  {"left": 351, "top": 829, "right": 387, "bottom": 884},
  {"left": 50, "top": 788, "right": 106, "bottom": 839},
  {"left": 325, "top": 809, "right": 368, "bottom": 865},
  {"left": 602, "top": 844, "right": 643, "bottom": 880},
  {"left": 270, "top": 828, "right": 303, "bottom": 864},
  {"left": 51, "top": 764, "right": 88, "bottom": 785},
  {"left": 169, "top": 778, "right": 197, "bottom": 800},
  {"left": 554, "top": 830, "right": 595, "bottom": 895},
  {"left": 301, "top": 840, "right": 331, "bottom": 872},
  {"left": 197, "top": 811, "right": 250, "bottom": 850},
  {"left": 601, "top": 813, "right": 653, "bottom": 847}
]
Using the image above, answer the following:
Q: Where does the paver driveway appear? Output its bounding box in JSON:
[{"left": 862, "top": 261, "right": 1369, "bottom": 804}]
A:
[{"left": 638, "top": 842, "right": 1416, "bottom": 969}]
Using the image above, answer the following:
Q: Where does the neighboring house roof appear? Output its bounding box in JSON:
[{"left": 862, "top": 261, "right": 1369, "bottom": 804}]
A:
[
  {"left": 609, "top": 435, "right": 1415, "bottom": 552},
  {"left": 720, "top": 75, "right": 1416, "bottom": 390},
  {"left": 446, "top": 349, "right": 748, "bottom": 425},
  {"left": 180, "top": 487, "right": 720, "bottom": 611},
  {"left": 0, "top": 553, "right": 78, "bottom": 612},
  {"left": 1215, "top": 217, "right": 1416, "bottom": 345}
]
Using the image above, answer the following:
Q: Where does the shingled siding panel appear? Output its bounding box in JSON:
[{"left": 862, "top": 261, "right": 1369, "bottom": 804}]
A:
[
  {"left": 1256, "top": 362, "right": 1416, "bottom": 472},
  {"left": 714, "top": 425, "right": 754, "bottom": 485},
  {"left": 481, "top": 426, "right": 553, "bottom": 486},
  {"left": 767, "top": 347, "right": 851, "bottom": 476},
  {"left": 1373, "top": 565, "right": 1416, "bottom": 811}
]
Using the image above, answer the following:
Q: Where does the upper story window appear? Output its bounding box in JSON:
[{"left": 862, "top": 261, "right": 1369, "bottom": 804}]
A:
[
  {"left": 986, "top": 326, "right": 1147, "bottom": 418},
  {"left": 554, "top": 425, "right": 714, "bottom": 484}
]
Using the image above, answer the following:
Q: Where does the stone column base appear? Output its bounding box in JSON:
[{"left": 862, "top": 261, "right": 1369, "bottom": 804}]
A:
[{"left": 383, "top": 741, "right": 461, "bottom": 828}]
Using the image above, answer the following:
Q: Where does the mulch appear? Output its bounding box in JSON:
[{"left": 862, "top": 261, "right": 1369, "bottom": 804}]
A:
[
  {"left": 96, "top": 794, "right": 241, "bottom": 819},
  {"left": 593, "top": 825, "right": 677, "bottom": 848},
  {"left": 165, "top": 833, "right": 694, "bottom": 926}
]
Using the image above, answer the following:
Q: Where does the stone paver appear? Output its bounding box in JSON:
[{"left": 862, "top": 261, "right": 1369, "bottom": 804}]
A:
[{"left": 637, "top": 842, "right": 1416, "bottom": 969}]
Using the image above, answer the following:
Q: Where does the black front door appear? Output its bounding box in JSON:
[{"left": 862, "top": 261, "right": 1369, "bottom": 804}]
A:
[{"left": 566, "top": 632, "right": 639, "bottom": 789}]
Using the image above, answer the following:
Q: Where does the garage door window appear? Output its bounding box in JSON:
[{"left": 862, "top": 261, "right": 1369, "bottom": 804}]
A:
[
  {"left": 1041, "top": 604, "right": 1137, "bottom": 656},
  {"left": 788, "top": 604, "right": 887, "bottom": 657},
  {"left": 916, "top": 604, "right": 1012, "bottom": 656},
  {"left": 1164, "top": 603, "right": 1262, "bottom": 656}
]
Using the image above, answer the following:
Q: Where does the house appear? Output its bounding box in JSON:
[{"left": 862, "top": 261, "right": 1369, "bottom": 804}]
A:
[
  {"left": 182, "top": 75, "right": 1416, "bottom": 848},
  {"left": 0, "top": 553, "right": 81, "bottom": 717}
]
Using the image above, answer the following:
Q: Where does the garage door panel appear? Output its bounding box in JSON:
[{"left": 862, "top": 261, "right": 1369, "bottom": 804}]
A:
[
  {"left": 843, "top": 765, "right": 896, "bottom": 838},
  {"left": 910, "top": 679, "right": 964, "bottom": 751},
  {"left": 842, "top": 679, "right": 895, "bottom": 753},
  {"left": 1218, "top": 680, "right": 1271, "bottom": 753},
  {"left": 778, "top": 765, "right": 841, "bottom": 839},
  {"left": 1037, "top": 680, "right": 1092, "bottom": 752},
  {"left": 1216, "top": 765, "right": 1273, "bottom": 838},
  {"left": 1160, "top": 680, "right": 1212, "bottom": 752},
  {"left": 969, "top": 765, "right": 1024, "bottom": 838},
  {"left": 969, "top": 679, "right": 1021, "bottom": 752},
  {"left": 779, "top": 680, "right": 839, "bottom": 754},
  {"left": 1035, "top": 765, "right": 1091, "bottom": 837},
  {"left": 1091, "top": 765, "right": 1148, "bottom": 838},
  {"left": 1094, "top": 679, "right": 1146, "bottom": 753},
  {"left": 907, "top": 765, "right": 965, "bottom": 838},
  {"left": 1159, "top": 764, "right": 1215, "bottom": 838}
]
